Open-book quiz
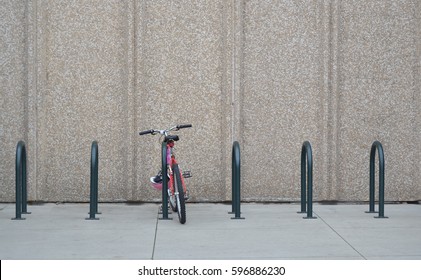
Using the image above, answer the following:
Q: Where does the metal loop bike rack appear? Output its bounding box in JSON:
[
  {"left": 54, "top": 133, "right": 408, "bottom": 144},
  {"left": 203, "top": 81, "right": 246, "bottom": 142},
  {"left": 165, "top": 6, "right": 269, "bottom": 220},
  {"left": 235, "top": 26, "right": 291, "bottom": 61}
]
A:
[
  {"left": 230, "top": 141, "right": 244, "bottom": 219},
  {"left": 12, "top": 140, "right": 31, "bottom": 220},
  {"left": 298, "top": 141, "right": 316, "bottom": 219},
  {"left": 86, "top": 141, "right": 100, "bottom": 220},
  {"left": 366, "top": 141, "right": 388, "bottom": 218}
]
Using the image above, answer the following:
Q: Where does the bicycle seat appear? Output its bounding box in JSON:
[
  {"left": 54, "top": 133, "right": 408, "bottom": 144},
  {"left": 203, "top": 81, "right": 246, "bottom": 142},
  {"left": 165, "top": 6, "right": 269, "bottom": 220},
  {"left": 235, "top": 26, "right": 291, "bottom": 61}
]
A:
[{"left": 164, "top": 135, "right": 179, "bottom": 142}]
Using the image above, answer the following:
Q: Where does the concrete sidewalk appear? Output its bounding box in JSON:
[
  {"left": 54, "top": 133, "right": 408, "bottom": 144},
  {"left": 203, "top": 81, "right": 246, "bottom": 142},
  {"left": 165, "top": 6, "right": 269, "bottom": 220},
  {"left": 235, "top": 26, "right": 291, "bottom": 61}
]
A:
[{"left": 0, "top": 202, "right": 420, "bottom": 260}]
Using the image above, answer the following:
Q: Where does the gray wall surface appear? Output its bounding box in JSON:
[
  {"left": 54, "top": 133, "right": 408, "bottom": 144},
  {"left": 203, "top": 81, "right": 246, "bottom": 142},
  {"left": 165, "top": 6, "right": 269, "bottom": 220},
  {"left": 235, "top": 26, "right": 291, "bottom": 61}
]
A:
[{"left": 1, "top": 0, "right": 420, "bottom": 203}]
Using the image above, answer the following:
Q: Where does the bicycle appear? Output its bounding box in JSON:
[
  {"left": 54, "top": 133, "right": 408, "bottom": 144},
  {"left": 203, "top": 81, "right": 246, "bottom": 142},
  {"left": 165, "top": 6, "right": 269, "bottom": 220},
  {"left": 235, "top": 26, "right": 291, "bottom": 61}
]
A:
[{"left": 139, "top": 124, "right": 192, "bottom": 224}]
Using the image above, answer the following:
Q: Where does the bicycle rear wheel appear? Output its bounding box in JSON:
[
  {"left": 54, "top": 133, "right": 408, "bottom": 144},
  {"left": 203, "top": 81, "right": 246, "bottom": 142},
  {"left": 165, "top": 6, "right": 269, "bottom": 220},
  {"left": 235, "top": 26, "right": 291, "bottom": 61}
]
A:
[{"left": 173, "top": 164, "right": 186, "bottom": 224}]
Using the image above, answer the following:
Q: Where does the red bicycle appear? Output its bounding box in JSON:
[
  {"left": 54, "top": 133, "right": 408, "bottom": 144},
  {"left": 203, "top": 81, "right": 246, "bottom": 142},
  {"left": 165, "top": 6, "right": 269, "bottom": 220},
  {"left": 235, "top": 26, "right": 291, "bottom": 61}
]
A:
[{"left": 139, "top": 124, "right": 192, "bottom": 224}]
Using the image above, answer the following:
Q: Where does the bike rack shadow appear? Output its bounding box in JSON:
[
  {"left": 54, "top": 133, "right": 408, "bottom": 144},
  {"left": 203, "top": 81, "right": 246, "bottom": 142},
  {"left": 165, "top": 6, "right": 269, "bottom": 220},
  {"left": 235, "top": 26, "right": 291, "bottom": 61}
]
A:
[
  {"left": 86, "top": 141, "right": 101, "bottom": 220},
  {"left": 366, "top": 141, "right": 388, "bottom": 218},
  {"left": 12, "top": 140, "right": 31, "bottom": 220},
  {"left": 298, "top": 141, "right": 316, "bottom": 219},
  {"left": 230, "top": 141, "right": 244, "bottom": 219}
]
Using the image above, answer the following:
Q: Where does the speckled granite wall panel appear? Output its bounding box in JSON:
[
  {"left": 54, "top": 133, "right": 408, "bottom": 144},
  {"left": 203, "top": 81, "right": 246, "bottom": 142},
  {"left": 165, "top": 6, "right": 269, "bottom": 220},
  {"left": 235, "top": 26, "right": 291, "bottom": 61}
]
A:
[
  {"left": 337, "top": 0, "right": 420, "bottom": 201},
  {"left": 412, "top": 0, "right": 421, "bottom": 200},
  {"left": 37, "top": 1, "right": 130, "bottom": 201},
  {"left": 135, "top": 0, "right": 225, "bottom": 201},
  {"left": 1, "top": 0, "right": 420, "bottom": 202},
  {"left": 241, "top": 1, "right": 325, "bottom": 201},
  {"left": 0, "top": 1, "right": 27, "bottom": 201}
]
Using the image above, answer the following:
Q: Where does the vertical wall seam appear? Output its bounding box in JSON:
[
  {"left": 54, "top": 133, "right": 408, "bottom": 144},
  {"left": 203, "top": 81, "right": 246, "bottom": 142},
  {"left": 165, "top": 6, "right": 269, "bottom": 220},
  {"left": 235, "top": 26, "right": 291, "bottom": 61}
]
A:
[
  {"left": 231, "top": 0, "right": 236, "bottom": 144},
  {"left": 415, "top": 0, "right": 421, "bottom": 198},
  {"left": 127, "top": 0, "right": 136, "bottom": 201},
  {"left": 329, "top": 0, "right": 341, "bottom": 200},
  {"left": 220, "top": 0, "right": 227, "bottom": 200},
  {"left": 320, "top": 0, "right": 330, "bottom": 200}
]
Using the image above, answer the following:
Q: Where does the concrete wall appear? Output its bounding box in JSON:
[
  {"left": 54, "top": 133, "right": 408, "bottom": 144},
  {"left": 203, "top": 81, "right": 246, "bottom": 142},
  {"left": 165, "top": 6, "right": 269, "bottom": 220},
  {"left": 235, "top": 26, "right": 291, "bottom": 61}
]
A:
[
  {"left": 0, "top": 0, "right": 27, "bottom": 201},
  {"left": 336, "top": 0, "right": 420, "bottom": 201},
  {"left": 1, "top": 0, "right": 420, "bottom": 202}
]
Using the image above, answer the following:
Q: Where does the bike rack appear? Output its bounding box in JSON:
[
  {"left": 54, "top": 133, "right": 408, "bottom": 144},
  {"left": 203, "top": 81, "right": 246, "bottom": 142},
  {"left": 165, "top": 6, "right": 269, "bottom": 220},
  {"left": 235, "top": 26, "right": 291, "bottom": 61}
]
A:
[
  {"left": 160, "top": 141, "right": 172, "bottom": 220},
  {"left": 366, "top": 141, "right": 388, "bottom": 218},
  {"left": 86, "top": 141, "right": 100, "bottom": 220},
  {"left": 230, "top": 141, "right": 244, "bottom": 219},
  {"left": 12, "top": 140, "right": 31, "bottom": 220},
  {"left": 298, "top": 141, "right": 316, "bottom": 219}
]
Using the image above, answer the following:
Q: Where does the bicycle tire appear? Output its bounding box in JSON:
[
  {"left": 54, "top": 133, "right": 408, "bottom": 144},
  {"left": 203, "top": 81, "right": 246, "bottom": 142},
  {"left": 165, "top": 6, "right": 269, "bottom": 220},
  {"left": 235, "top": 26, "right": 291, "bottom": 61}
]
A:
[{"left": 173, "top": 164, "right": 186, "bottom": 224}]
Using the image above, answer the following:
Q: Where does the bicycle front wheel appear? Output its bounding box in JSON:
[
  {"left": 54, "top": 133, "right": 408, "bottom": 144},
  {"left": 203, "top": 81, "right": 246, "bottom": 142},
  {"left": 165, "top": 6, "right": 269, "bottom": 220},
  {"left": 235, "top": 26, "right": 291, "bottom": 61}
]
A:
[{"left": 173, "top": 164, "right": 186, "bottom": 224}]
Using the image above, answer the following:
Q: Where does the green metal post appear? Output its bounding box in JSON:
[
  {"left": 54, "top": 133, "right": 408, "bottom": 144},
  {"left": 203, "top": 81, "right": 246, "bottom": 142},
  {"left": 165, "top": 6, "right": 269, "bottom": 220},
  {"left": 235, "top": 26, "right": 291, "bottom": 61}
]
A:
[
  {"left": 231, "top": 141, "right": 244, "bottom": 220},
  {"left": 229, "top": 153, "right": 235, "bottom": 214},
  {"left": 12, "top": 141, "right": 27, "bottom": 220},
  {"left": 93, "top": 141, "right": 101, "bottom": 215},
  {"left": 366, "top": 150, "right": 377, "bottom": 213},
  {"left": 86, "top": 141, "right": 99, "bottom": 220},
  {"left": 302, "top": 141, "right": 316, "bottom": 219},
  {"left": 160, "top": 142, "right": 171, "bottom": 220},
  {"left": 370, "top": 141, "right": 388, "bottom": 219},
  {"left": 21, "top": 143, "right": 30, "bottom": 214},
  {"left": 228, "top": 142, "right": 236, "bottom": 214},
  {"left": 298, "top": 147, "right": 307, "bottom": 214}
]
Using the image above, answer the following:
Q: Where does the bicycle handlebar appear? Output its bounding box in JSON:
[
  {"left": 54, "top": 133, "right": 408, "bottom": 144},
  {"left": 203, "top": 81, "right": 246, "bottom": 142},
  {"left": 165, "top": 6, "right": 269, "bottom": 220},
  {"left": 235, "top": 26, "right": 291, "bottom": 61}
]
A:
[
  {"left": 176, "top": 124, "right": 192, "bottom": 129},
  {"left": 139, "top": 129, "right": 155, "bottom": 136},
  {"left": 139, "top": 124, "right": 192, "bottom": 136}
]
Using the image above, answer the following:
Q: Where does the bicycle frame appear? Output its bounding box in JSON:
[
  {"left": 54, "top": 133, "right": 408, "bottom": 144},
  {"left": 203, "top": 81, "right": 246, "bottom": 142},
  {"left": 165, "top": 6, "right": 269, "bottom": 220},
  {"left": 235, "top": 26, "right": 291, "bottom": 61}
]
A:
[{"left": 166, "top": 142, "right": 187, "bottom": 196}]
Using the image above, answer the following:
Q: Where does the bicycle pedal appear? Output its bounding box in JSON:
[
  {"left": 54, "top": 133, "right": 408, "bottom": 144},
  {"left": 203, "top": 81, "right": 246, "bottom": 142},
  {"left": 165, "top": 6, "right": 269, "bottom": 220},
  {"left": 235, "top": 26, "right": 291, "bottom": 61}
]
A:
[{"left": 182, "top": 170, "right": 192, "bottom": 178}]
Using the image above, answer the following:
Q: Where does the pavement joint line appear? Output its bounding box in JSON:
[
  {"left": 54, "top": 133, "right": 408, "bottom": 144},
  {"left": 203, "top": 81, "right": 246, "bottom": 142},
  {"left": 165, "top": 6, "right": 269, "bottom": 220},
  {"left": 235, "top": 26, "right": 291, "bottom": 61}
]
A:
[
  {"left": 151, "top": 206, "right": 160, "bottom": 260},
  {"left": 314, "top": 211, "right": 367, "bottom": 260}
]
